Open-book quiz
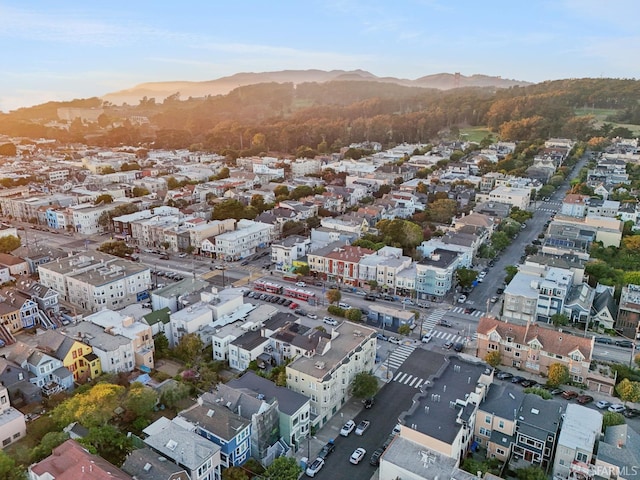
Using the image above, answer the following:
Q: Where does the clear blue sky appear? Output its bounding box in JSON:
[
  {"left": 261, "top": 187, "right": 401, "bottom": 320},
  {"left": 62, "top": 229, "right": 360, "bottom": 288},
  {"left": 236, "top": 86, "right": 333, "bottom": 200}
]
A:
[{"left": 2, "top": 0, "right": 639, "bottom": 112}]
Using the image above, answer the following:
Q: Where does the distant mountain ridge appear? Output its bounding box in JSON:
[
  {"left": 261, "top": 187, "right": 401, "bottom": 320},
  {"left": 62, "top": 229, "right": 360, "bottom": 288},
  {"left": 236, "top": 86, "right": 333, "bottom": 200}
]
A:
[{"left": 101, "top": 69, "right": 532, "bottom": 105}]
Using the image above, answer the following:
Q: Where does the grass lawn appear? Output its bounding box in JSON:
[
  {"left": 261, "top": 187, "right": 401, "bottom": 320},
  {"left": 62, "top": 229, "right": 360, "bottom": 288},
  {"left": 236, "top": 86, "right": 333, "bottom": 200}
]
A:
[
  {"left": 460, "top": 126, "right": 492, "bottom": 143},
  {"left": 574, "top": 107, "right": 640, "bottom": 135}
]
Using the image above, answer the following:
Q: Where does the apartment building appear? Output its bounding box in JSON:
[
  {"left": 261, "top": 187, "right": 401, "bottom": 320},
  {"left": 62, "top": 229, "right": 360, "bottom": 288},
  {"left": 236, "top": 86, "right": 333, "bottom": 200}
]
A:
[
  {"left": 415, "top": 249, "right": 459, "bottom": 300},
  {"left": 285, "top": 321, "right": 376, "bottom": 428},
  {"left": 0, "top": 384, "right": 26, "bottom": 450},
  {"left": 476, "top": 317, "right": 593, "bottom": 383},
  {"left": 213, "top": 219, "right": 277, "bottom": 261},
  {"left": 307, "top": 243, "right": 374, "bottom": 287},
  {"left": 38, "top": 252, "right": 151, "bottom": 312},
  {"left": 553, "top": 404, "right": 602, "bottom": 480},
  {"left": 616, "top": 284, "right": 640, "bottom": 339}
]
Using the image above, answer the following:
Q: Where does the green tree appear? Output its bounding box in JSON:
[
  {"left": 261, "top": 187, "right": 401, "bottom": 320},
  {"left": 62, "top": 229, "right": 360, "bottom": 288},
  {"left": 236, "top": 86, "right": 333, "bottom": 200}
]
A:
[
  {"left": 551, "top": 313, "right": 570, "bottom": 327},
  {"left": 174, "top": 333, "right": 204, "bottom": 364},
  {"left": 222, "top": 466, "right": 249, "bottom": 480},
  {"left": 456, "top": 268, "right": 478, "bottom": 289},
  {"left": 263, "top": 456, "right": 301, "bottom": 480},
  {"left": 516, "top": 466, "right": 548, "bottom": 480},
  {"left": 602, "top": 411, "right": 625, "bottom": 430},
  {"left": 124, "top": 382, "right": 158, "bottom": 420},
  {"left": 427, "top": 199, "right": 458, "bottom": 224},
  {"left": 351, "top": 372, "right": 378, "bottom": 399},
  {"left": 615, "top": 378, "right": 640, "bottom": 404},
  {"left": 97, "top": 240, "right": 134, "bottom": 258},
  {"left": 491, "top": 231, "right": 511, "bottom": 251},
  {"left": 0, "top": 234, "right": 21, "bottom": 253},
  {"left": 398, "top": 324, "right": 412, "bottom": 336},
  {"left": 94, "top": 193, "right": 114, "bottom": 205},
  {"left": 345, "top": 308, "right": 363, "bottom": 322},
  {"left": 504, "top": 265, "right": 518, "bottom": 284},
  {"left": 132, "top": 186, "right": 150, "bottom": 197},
  {"left": 273, "top": 185, "right": 289, "bottom": 198},
  {"left": 154, "top": 332, "right": 170, "bottom": 359},
  {"left": 485, "top": 351, "right": 502, "bottom": 368},
  {"left": 79, "top": 425, "right": 133, "bottom": 467},
  {"left": 211, "top": 199, "right": 252, "bottom": 221},
  {"left": 524, "top": 387, "right": 552, "bottom": 400},
  {"left": 30, "top": 431, "right": 69, "bottom": 463},
  {"left": 51, "top": 382, "right": 125, "bottom": 428},
  {"left": 0, "top": 450, "right": 26, "bottom": 480},
  {"left": 547, "top": 363, "right": 570, "bottom": 387},
  {"left": 160, "top": 382, "right": 191, "bottom": 408},
  {"left": 326, "top": 289, "right": 341, "bottom": 304}
]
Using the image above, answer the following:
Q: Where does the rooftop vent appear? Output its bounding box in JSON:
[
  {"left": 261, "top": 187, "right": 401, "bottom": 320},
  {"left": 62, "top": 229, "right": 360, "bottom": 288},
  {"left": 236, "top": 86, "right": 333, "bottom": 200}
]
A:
[{"left": 166, "top": 439, "right": 177, "bottom": 451}]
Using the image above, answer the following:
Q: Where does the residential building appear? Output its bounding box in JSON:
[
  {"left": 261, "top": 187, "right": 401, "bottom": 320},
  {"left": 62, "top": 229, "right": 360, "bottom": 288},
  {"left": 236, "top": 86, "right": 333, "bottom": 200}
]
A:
[
  {"left": 178, "top": 392, "right": 251, "bottom": 468},
  {"left": 415, "top": 249, "right": 459, "bottom": 300},
  {"left": 38, "top": 252, "right": 151, "bottom": 312},
  {"left": 213, "top": 219, "right": 276, "bottom": 261},
  {"left": 7, "top": 342, "right": 74, "bottom": 398},
  {"left": 476, "top": 185, "right": 531, "bottom": 210},
  {"left": 0, "top": 384, "right": 26, "bottom": 449},
  {"left": 122, "top": 447, "right": 189, "bottom": 480},
  {"left": 228, "top": 371, "right": 311, "bottom": 452},
  {"left": 307, "top": 243, "right": 374, "bottom": 287},
  {"left": 285, "top": 321, "right": 376, "bottom": 428},
  {"left": 552, "top": 404, "right": 602, "bottom": 480},
  {"left": 512, "top": 394, "right": 563, "bottom": 471},
  {"left": 29, "top": 439, "right": 132, "bottom": 480},
  {"left": 367, "top": 304, "right": 415, "bottom": 332},
  {"left": 474, "top": 383, "right": 524, "bottom": 462},
  {"left": 561, "top": 194, "right": 590, "bottom": 218},
  {"left": 271, "top": 235, "right": 311, "bottom": 273},
  {"left": 476, "top": 317, "right": 593, "bottom": 383},
  {"left": 616, "top": 284, "right": 640, "bottom": 340},
  {"left": 595, "top": 424, "right": 640, "bottom": 480},
  {"left": 0, "top": 356, "right": 42, "bottom": 404},
  {"left": 36, "top": 329, "right": 102, "bottom": 383},
  {"left": 0, "top": 253, "right": 29, "bottom": 276},
  {"left": 143, "top": 417, "right": 222, "bottom": 480},
  {"left": 397, "top": 355, "right": 492, "bottom": 464}
]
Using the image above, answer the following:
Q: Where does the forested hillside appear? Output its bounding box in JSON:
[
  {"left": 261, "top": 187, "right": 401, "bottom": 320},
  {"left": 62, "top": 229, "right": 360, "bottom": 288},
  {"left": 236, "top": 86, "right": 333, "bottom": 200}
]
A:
[{"left": 1, "top": 78, "right": 639, "bottom": 155}]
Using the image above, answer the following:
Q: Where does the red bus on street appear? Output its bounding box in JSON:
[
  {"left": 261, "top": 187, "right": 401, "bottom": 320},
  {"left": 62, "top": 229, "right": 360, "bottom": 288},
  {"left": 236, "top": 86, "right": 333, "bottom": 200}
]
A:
[
  {"left": 254, "top": 281, "right": 283, "bottom": 294},
  {"left": 283, "top": 286, "right": 316, "bottom": 302}
]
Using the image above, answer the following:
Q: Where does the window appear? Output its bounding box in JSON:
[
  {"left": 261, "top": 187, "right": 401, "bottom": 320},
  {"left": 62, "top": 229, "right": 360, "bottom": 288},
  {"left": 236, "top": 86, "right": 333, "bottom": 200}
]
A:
[
  {"left": 576, "top": 452, "right": 588, "bottom": 463},
  {"left": 498, "top": 420, "right": 504, "bottom": 429},
  {"left": 485, "top": 415, "right": 491, "bottom": 424},
  {"left": 496, "top": 448, "right": 505, "bottom": 456},
  {"left": 479, "top": 427, "right": 490, "bottom": 437}
]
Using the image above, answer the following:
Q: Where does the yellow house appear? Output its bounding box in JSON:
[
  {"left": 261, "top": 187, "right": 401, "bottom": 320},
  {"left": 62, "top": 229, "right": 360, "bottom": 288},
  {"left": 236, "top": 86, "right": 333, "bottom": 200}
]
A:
[{"left": 37, "top": 330, "right": 101, "bottom": 383}]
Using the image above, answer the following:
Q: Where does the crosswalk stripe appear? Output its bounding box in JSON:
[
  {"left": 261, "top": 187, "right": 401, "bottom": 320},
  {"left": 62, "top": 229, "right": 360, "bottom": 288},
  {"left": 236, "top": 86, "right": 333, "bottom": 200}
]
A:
[
  {"left": 414, "top": 379, "right": 423, "bottom": 389},
  {"left": 409, "top": 377, "right": 418, "bottom": 387},
  {"left": 394, "top": 371, "right": 404, "bottom": 381},
  {"left": 398, "top": 373, "right": 408, "bottom": 383},
  {"left": 403, "top": 375, "right": 413, "bottom": 385}
]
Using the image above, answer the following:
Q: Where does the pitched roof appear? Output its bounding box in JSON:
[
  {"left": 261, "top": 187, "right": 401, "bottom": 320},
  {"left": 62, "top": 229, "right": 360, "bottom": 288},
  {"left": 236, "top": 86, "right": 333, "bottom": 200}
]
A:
[
  {"left": 30, "top": 439, "right": 132, "bottom": 480},
  {"left": 477, "top": 317, "right": 593, "bottom": 360},
  {"left": 227, "top": 371, "right": 309, "bottom": 415},
  {"left": 122, "top": 447, "right": 189, "bottom": 480}
]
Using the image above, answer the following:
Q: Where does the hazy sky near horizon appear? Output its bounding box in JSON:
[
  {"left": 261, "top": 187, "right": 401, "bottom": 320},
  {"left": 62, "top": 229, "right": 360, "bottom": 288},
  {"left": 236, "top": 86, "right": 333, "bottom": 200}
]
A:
[{"left": 2, "top": 0, "right": 640, "bottom": 112}]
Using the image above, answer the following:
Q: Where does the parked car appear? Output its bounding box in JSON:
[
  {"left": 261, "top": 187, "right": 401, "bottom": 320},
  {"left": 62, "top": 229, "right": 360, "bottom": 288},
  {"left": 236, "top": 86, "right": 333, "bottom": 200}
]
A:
[
  {"left": 443, "top": 340, "right": 454, "bottom": 350},
  {"left": 388, "top": 336, "right": 402, "bottom": 345},
  {"left": 562, "top": 390, "right": 579, "bottom": 400},
  {"left": 338, "top": 302, "right": 351, "bottom": 309},
  {"left": 323, "top": 316, "right": 338, "bottom": 326},
  {"left": 305, "top": 457, "right": 325, "bottom": 477},
  {"left": 615, "top": 340, "right": 634, "bottom": 348},
  {"left": 364, "top": 294, "right": 377, "bottom": 301},
  {"left": 370, "top": 448, "right": 384, "bottom": 466},
  {"left": 350, "top": 448, "right": 366, "bottom": 465},
  {"left": 453, "top": 342, "right": 464, "bottom": 352},
  {"left": 296, "top": 281, "right": 306, "bottom": 287},
  {"left": 520, "top": 379, "right": 537, "bottom": 388},
  {"left": 549, "top": 388, "right": 564, "bottom": 396},
  {"left": 496, "top": 288, "right": 504, "bottom": 294},
  {"left": 595, "top": 337, "right": 613, "bottom": 345},
  {"left": 623, "top": 408, "right": 639, "bottom": 418},
  {"left": 178, "top": 252, "right": 188, "bottom": 258},
  {"left": 294, "top": 309, "right": 307, "bottom": 316},
  {"left": 608, "top": 404, "right": 626, "bottom": 413},
  {"left": 576, "top": 395, "right": 594, "bottom": 405},
  {"left": 511, "top": 376, "right": 525, "bottom": 384},
  {"left": 355, "top": 420, "right": 370, "bottom": 435},
  {"left": 490, "top": 296, "right": 499, "bottom": 303},
  {"left": 340, "top": 420, "right": 356, "bottom": 437},
  {"left": 437, "top": 319, "right": 453, "bottom": 328},
  {"left": 319, "top": 440, "right": 335, "bottom": 459},
  {"left": 363, "top": 398, "right": 374, "bottom": 409},
  {"left": 595, "top": 400, "right": 611, "bottom": 409},
  {"left": 383, "top": 295, "right": 395, "bottom": 301},
  {"left": 496, "top": 371, "right": 513, "bottom": 380},
  {"left": 457, "top": 294, "right": 467, "bottom": 303},
  {"left": 376, "top": 333, "right": 388, "bottom": 342}
]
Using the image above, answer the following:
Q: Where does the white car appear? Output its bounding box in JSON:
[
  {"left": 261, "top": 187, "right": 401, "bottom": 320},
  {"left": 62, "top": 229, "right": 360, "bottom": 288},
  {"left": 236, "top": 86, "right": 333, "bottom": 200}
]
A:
[
  {"left": 323, "top": 317, "right": 338, "bottom": 326},
  {"left": 421, "top": 331, "right": 434, "bottom": 343},
  {"left": 305, "top": 457, "right": 325, "bottom": 477},
  {"left": 388, "top": 336, "right": 402, "bottom": 345},
  {"left": 608, "top": 404, "right": 626, "bottom": 413},
  {"left": 355, "top": 420, "right": 370, "bottom": 435},
  {"left": 595, "top": 400, "right": 611, "bottom": 410},
  {"left": 338, "top": 302, "right": 351, "bottom": 309},
  {"left": 340, "top": 420, "right": 356, "bottom": 436},
  {"left": 307, "top": 313, "right": 318, "bottom": 320},
  {"left": 296, "top": 281, "right": 306, "bottom": 287},
  {"left": 178, "top": 252, "right": 187, "bottom": 258},
  {"left": 458, "top": 294, "right": 467, "bottom": 303},
  {"left": 349, "top": 448, "right": 366, "bottom": 465}
]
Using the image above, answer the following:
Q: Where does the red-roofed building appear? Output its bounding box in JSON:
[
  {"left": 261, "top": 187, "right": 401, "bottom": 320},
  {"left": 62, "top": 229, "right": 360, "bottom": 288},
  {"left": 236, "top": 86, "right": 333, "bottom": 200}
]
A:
[
  {"left": 476, "top": 316, "right": 594, "bottom": 385},
  {"left": 29, "top": 439, "right": 132, "bottom": 480}
]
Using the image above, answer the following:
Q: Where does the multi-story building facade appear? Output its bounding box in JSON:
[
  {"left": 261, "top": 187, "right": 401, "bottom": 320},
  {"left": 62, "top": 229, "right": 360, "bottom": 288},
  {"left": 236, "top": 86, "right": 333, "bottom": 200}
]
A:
[
  {"left": 271, "top": 235, "right": 311, "bottom": 273},
  {"left": 476, "top": 317, "right": 593, "bottom": 382},
  {"left": 0, "top": 384, "right": 26, "bottom": 449},
  {"left": 285, "top": 321, "right": 376, "bottom": 428},
  {"left": 213, "top": 219, "right": 277, "bottom": 261},
  {"left": 307, "top": 243, "right": 374, "bottom": 287},
  {"left": 616, "top": 284, "right": 640, "bottom": 340},
  {"left": 38, "top": 252, "right": 151, "bottom": 312},
  {"left": 36, "top": 330, "right": 102, "bottom": 383},
  {"left": 415, "top": 249, "right": 459, "bottom": 300}
]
